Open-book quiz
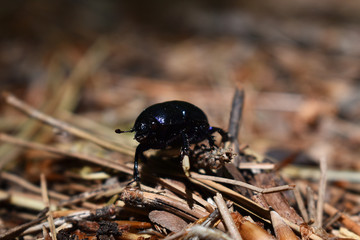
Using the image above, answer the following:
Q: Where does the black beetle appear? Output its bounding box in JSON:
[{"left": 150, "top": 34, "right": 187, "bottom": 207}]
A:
[{"left": 115, "top": 100, "right": 228, "bottom": 182}]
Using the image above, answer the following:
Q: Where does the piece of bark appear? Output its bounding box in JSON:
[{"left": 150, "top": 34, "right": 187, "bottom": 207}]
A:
[
  {"left": 149, "top": 210, "right": 188, "bottom": 232},
  {"left": 254, "top": 173, "right": 304, "bottom": 225}
]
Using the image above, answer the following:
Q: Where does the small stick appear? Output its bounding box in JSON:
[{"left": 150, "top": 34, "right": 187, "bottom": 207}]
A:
[
  {"left": 316, "top": 156, "right": 327, "bottom": 228},
  {"left": 191, "top": 172, "right": 294, "bottom": 194},
  {"left": 2, "top": 92, "right": 133, "bottom": 156},
  {"left": 40, "top": 174, "right": 57, "bottom": 240},
  {"left": 293, "top": 185, "right": 309, "bottom": 223},
  {"left": 188, "top": 177, "right": 270, "bottom": 221},
  {"left": 201, "top": 208, "right": 221, "bottom": 228},
  {"left": 228, "top": 88, "right": 245, "bottom": 146},
  {"left": 214, "top": 192, "right": 242, "bottom": 240},
  {"left": 323, "top": 211, "right": 342, "bottom": 230},
  {"left": 120, "top": 188, "right": 208, "bottom": 221},
  {"left": 156, "top": 177, "right": 213, "bottom": 212},
  {"left": 224, "top": 89, "right": 249, "bottom": 196},
  {"left": 307, "top": 186, "right": 316, "bottom": 224}
]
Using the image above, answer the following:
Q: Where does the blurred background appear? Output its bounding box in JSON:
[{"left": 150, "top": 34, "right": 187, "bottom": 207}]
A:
[{"left": 1, "top": 0, "right": 360, "bottom": 172}]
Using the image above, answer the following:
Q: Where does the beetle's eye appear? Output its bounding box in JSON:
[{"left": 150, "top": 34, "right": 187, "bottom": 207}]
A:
[
  {"left": 140, "top": 123, "right": 148, "bottom": 131},
  {"left": 150, "top": 121, "right": 157, "bottom": 130}
]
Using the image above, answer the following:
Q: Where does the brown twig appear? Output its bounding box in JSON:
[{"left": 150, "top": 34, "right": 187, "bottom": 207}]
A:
[
  {"left": 214, "top": 192, "right": 242, "bottom": 240},
  {"left": 316, "top": 156, "right": 327, "bottom": 228},
  {"left": 228, "top": 88, "right": 245, "bottom": 146},
  {"left": 293, "top": 185, "right": 309, "bottom": 223},
  {"left": 191, "top": 172, "right": 295, "bottom": 194}
]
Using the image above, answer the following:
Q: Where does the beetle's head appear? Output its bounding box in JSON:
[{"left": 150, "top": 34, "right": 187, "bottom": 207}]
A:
[{"left": 133, "top": 119, "right": 159, "bottom": 143}]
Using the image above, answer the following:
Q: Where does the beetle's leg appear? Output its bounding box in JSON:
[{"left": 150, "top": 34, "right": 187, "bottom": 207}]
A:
[
  {"left": 133, "top": 144, "right": 150, "bottom": 183},
  {"left": 209, "top": 127, "right": 229, "bottom": 143},
  {"left": 181, "top": 132, "right": 190, "bottom": 157},
  {"left": 181, "top": 132, "right": 191, "bottom": 177},
  {"left": 207, "top": 135, "right": 215, "bottom": 147}
]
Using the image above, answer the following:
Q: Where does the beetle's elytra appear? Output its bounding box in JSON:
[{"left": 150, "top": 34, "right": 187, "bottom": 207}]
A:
[{"left": 115, "top": 100, "right": 229, "bottom": 182}]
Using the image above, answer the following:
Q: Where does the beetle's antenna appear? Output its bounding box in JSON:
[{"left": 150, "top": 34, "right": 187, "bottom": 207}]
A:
[{"left": 115, "top": 128, "right": 134, "bottom": 134}]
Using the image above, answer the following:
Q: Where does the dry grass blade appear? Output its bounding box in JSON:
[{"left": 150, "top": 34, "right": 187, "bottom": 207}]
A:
[
  {"left": 1, "top": 172, "right": 67, "bottom": 201},
  {"left": 0, "top": 133, "right": 132, "bottom": 176},
  {"left": 1, "top": 172, "right": 98, "bottom": 209},
  {"left": 238, "top": 162, "right": 275, "bottom": 170},
  {"left": 2, "top": 92, "right": 133, "bottom": 155},
  {"left": 2, "top": 190, "right": 50, "bottom": 211},
  {"left": 293, "top": 185, "right": 309, "bottom": 223},
  {"left": 40, "top": 174, "right": 57, "bottom": 240}
]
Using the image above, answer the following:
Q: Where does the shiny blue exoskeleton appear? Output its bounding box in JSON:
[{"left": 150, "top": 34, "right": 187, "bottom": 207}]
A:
[{"left": 115, "top": 100, "right": 228, "bottom": 182}]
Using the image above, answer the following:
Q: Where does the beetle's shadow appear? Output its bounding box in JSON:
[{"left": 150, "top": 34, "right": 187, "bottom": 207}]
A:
[
  {"left": 140, "top": 148, "right": 186, "bottom": 181},
  {"left": 140, "top": 148, "right": 200, "bottom": 207},
  {"left": 140, "top": 146, "right": 227, "bottom": 208}
]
